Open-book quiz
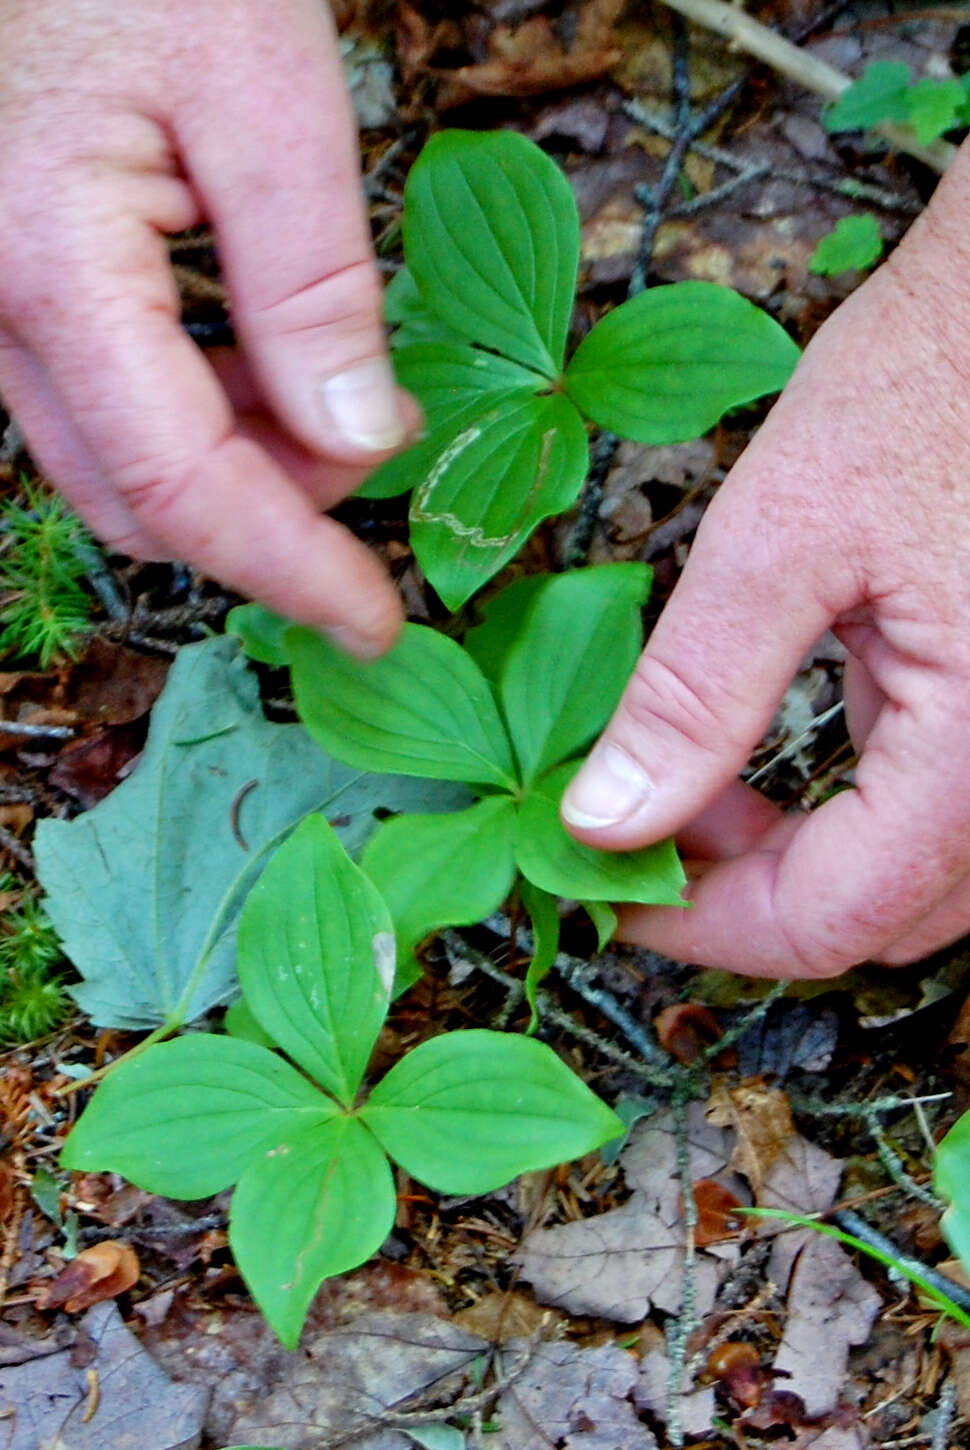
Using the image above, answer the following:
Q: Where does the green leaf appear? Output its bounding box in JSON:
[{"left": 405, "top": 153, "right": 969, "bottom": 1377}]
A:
[
  {"left": 361, "top": 797, "right": 518, "bottom": 987},
  {"left": 565, "top": 282, "right": 800, "bottom": 445},
  {"left": 60, "top": 1035, "right": 335, "bottom": 1199},
  {"left": 935, "top": 1111, "right": 970, "bottom": 1273},
  {"left": 519, "top": 880, "right": 560, "bottom": 1034},
  {"left": 515, "top": 762, "right": 687, "bottom": 904},
  {"left": 809, "top": 214, "right": 883, "bottom": 277},
  {"left": 410, "top": 392, "right": 589, "bottom": 610},
  {"left": 583, "top": 899, "right": 618, "bottom": 952},
  {"left": 905, "top": 76, "right": 965, "bottom": 144},
  {"left": 288, "top": 622, "right": 517, "bottom": 790},
  {"left": 385, "top": 266, "right": 467, "bottom": 348},
  {"left": 224, "top": 997, "right": 276, "bottom": 1049},
  {"left": 358, "top": 344, "right": 547, "bottom": 502},
  {"left": 823, "top": 61, "right": 912, "bottom": 131},
  {"left": 405, "top": 1428, "right": 466, "bottom": 1450},
  {"left": 499, "top": 564, "right": 650, "bottom": 782},
  {"left": 226, "top": 603, "right": 291, "bottom": 666},
  {"left": 463, "top": 574, "right": 549, "bottom": 688},
  {"left": 238, "top": 816, "right": 394, "bottom": 1105},
  {"left": 404, "top": 129, "right": 581, "bottom": 377},
  {"left": 361, "top": 1030, "right": 622, "bottom": 1194},
  {"left": 230, "top": 1116, "right": 395, "bottom": 1348},
  {"left": 35, "top": 638, "right": 468, "bottom": 1030}
]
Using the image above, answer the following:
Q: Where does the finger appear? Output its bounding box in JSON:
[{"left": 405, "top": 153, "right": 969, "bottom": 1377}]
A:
[
  {"left": 876, "top": 871, "right": 970, "bottom": 965},
  {"left": 0, "top": 332, "right": 163, "bottom": 558},
  {"left": 209, "top": 349, "right": 415, "bottom": 508},
  {"left": 173, "top": 2, "right": 410, "bottom": 463},
  {"left": 675, "top": 779, "right": 783, "bottom": 861},
  {"left": 561, "top": 459, "right": 838, "bottom": 849},
  {"left": 618, "top": 675, "right": 970, "bottom": 976},
  {"left": 842, "top": 652, "right": 884, "bottom": 753},
  {"left": 6, "top": 206, "right": 402, "bottom": 654}
]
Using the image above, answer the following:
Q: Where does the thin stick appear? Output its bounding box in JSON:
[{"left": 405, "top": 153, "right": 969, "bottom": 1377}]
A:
[{"left": 654, "top": 0, "right": 955, "bottom": 172}]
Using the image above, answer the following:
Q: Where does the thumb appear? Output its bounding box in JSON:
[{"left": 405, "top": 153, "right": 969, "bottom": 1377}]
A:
[
  {"left": 174, "top": 2, "right": 410, "bottom": 464},
  {"left": 561, "top": 483, "right": 836, "bottom": 850}
]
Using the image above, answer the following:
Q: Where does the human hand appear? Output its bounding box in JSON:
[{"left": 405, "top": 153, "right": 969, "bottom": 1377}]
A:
[
  {"left": 0, "top": 0, "right": 417, "bottom": 657},
  {"left": 562, "top": 143, "right": 970, "bottom": 977}
]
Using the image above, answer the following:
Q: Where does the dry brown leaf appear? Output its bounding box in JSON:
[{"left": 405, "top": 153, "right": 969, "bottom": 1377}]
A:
[
  {"left": 706, "top": 1080, "right": 795, "bottom": 1192},
  {"left": 691, "top": 1178, "right": 744, "bottom": 1246},
  {"left": 655, "top": 1003, "right": 721, "bottom": 1064},
  {"left": 40, "top": 1241, "right": 140, "bottom": 1313},
  {"left": 0, "top": 1157, "right": 16, "bottom": 1220},
  {"left": 448, "top": 18, "right": 621, "bottom": 99}
]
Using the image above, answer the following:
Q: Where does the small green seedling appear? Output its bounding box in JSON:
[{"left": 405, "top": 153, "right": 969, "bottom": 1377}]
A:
[
  {"left": 360, "top": 129, "right": 800, "bottom": 609},
  {"left": 809, "top": 214, "right": 883, "bottom": 277},
  {"left": 61, "top": 815, "right": 622, "bottom": 1348},
  {"left": 0, "top": 883, "right": 69, "bottom": 1043},
  {"left": 0, "top": 482, "right": 97, "bottom": 666},
  {"left": 230, "top": 562, "right": 687, "bottom": 1014},
  {"left": 824, "top": 61, "right": 970, "bottom": 146}
]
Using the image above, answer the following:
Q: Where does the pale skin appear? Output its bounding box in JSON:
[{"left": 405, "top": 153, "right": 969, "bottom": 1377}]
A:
[{"left": 3, "top": 1, "right": 970, "bottom": 979}]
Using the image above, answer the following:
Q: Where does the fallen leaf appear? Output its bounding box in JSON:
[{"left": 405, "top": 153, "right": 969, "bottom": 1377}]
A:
[
  {"left": 491, "top": 1337, "right": 659, "bottom": 1450},
  {"left": 655, "top": 1003, "right": 721, "bottom": 1064},
  {"left": 0, "top": 1300, "right": 208, "bottom": 1449},
  {"left": 40, "top": 1240, "right": 140, "bottom": 1312},
  {"left": 445, "top": 18, "right": 621, "bottom": 100},
  {"left": 516, "top": 1105, "right": 741, "bottom": 1321},
  {"left": 768, "top": 1231, "right": 881, "bottom": 1418},
  {"left": 48, "top": 724, "right": 145, "bottom": 806},
  {"left": 707, "top": 1080, "right": 795, "bottom": 1192},
  {"left": 229, "top": 1313, "right": 487, "bottom": 1449},
  {"left": 692, "top": 1178, "right": 744, "bottom": 1246},
  {"left": 35, "top": 637, "right": 470, "bottom": 1029},
  {"left": 634, "top": 1345, "right": 715, "bottom": 1439},
  {"left": 59, "top": 637, "right": 169, "bottom": 726}
]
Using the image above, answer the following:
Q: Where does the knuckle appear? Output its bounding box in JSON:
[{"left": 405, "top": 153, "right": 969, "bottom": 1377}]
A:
[
  {"left": 618, "top": 651, "right": 740, "bottom": 758},
  {"left": 248, "top": 256, "right": 383, "bottom": 338}
]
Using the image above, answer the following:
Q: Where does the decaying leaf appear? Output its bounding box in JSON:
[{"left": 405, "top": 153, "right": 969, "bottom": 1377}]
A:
[
  {"left": 35, "top": 637, "right": 468, "bottom": 1029},
  {"left": 40, "top": 1240, "right": 140, "bottom": 1312},
  {"left": 0, "top": 1301, "right": 208, "bottom": 1450},
  {"left": 516, "top": 1105, "right": 741, "bottom": 1321},
  {"left": 492, "top": 1337, "right": 659, "bottom": 1450},
  {"left": 768, "top": 1230, "right": 881, "bottom": 1418},
  {"left": 706, "top": 1080, "right": 796, "bottom": 1192},
  {"left": 445, "top": 17, "right": 621, "bottom": 101}
]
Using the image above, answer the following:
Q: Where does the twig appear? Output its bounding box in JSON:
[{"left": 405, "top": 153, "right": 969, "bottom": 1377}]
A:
[
  {"left": 484, "top": 911, "right": 671, "bottom": 1067},
  {"left": 0, "top": 719, "right": 74, "bottom": 741},
  {"left": 790, "top": 1090, "right": 951, "bottom": 1118},
  {"left": 745, "top": 701, "right": 845, "bottom": 787},
  {"left": 862, "top": 1103, "right": 944, "bottom": 1211},
  {"left": 0, "top": 822, "right": 34, "bottom": 872},
  {"left": 930, "top": 1376, "right": 958, "bottom": 1450},
  {"left": 665, "top": 1083, "right": 701, "bottom": 1449},
  {"left": 832, "top": 1209, "right": 970, "bottom": 1316},
  {"left": 701, "top": 979, "right": 789, "bottom": 1061},
  {"left": 653, "top": 0, "right": 955, "bottom": 172},
  {"left": 441, "top": 931, "right": 676, "bottom": 1088}
]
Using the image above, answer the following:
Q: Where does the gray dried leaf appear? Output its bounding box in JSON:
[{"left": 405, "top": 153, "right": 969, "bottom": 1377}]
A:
[
  {"left": 516, "top": 1106, "right": 737, "bottom": 1321},
  {"left": 0, "top": 1301, "right": 208, "bottom": 1450},
  {"left": 769, "top": 1233, "right": 881, "bottom": 1418},
  {"left": 490, "top": 1339, "right": 659, "bottom": 1450}
]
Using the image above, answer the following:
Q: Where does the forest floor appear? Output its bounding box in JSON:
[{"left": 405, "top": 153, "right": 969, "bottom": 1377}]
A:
[{"left": 4, "top": 2, "right": 970, "bottom": 1448}]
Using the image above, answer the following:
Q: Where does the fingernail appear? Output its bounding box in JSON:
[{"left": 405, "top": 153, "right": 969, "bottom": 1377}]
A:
[
  {"left": 562, "top": 742, "right": 654, "bottom": 828},
  {"left": 323, "top": 624, "right": 387, "bottom": 661},
  {"left": 318, "top": 358, "right": 407, "bottom": 452}
]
